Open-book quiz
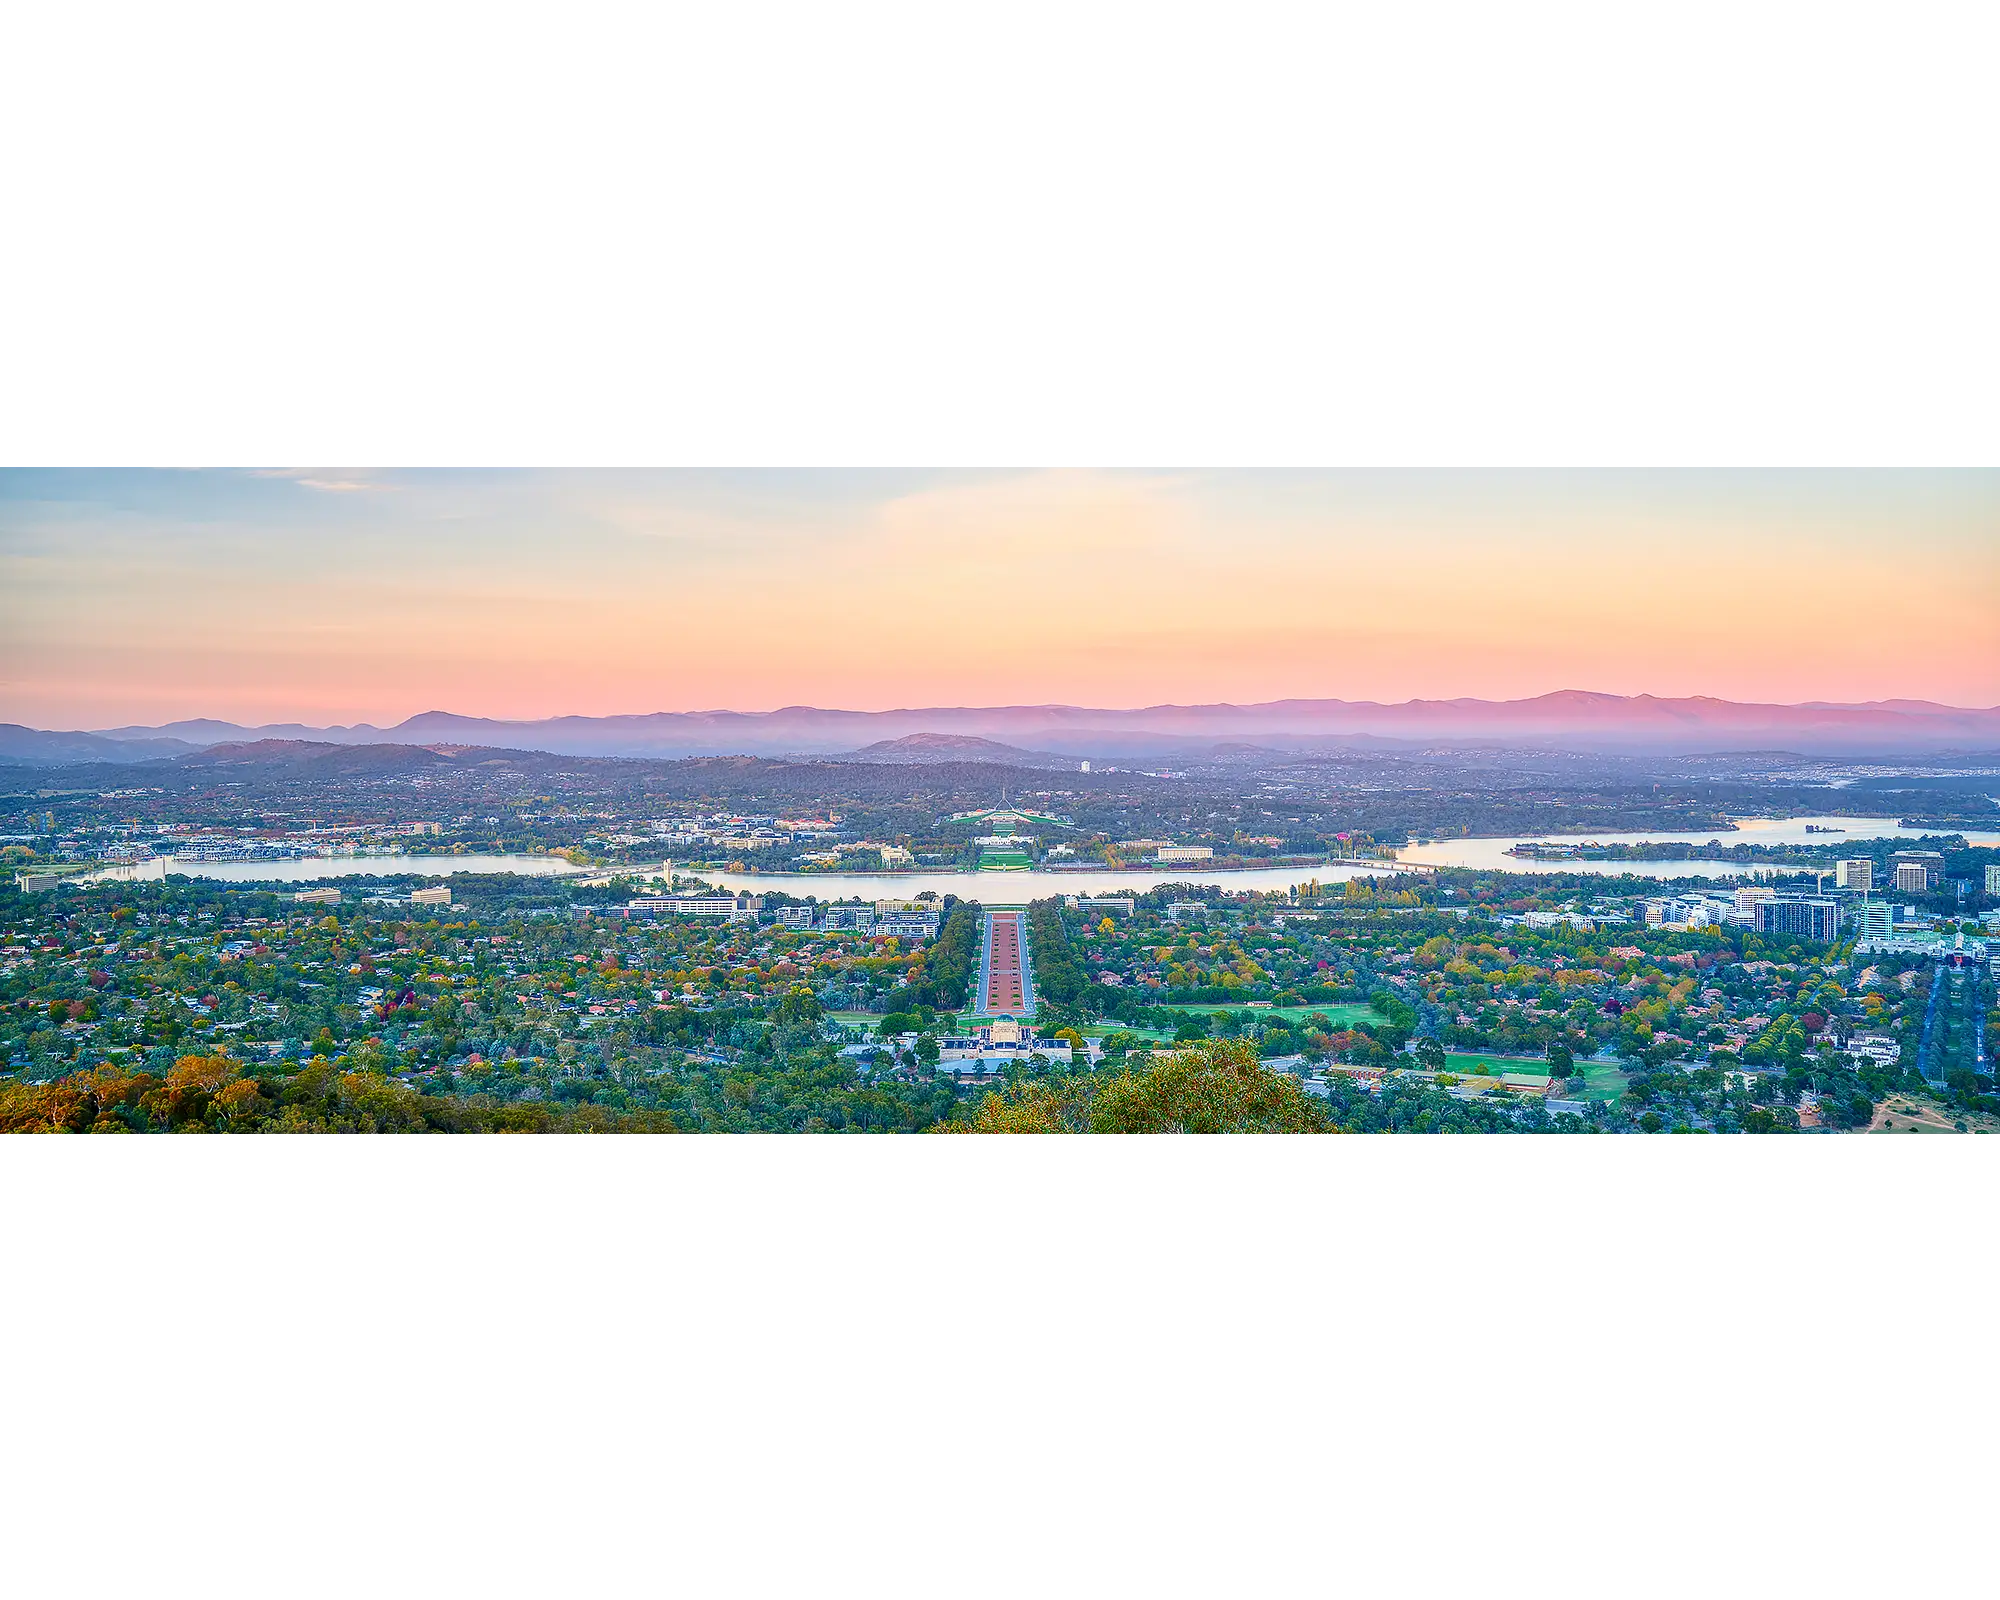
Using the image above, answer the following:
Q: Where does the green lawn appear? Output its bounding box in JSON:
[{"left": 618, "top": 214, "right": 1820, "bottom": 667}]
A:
[
  {"left": 1441, "top": 1052, "right": 1551, "bottom": 1082},
  {"left": 977, "top": 846, "right": 1034, "bottom": 871},
  {"left": 1156, "top": 1001, "right": 1379, "bottom": 1028},
  {"left": 832, "top": 1009, "right": 972, "bottom": 1032},
  {"left": 1575, "top": 1061, "right": 1630, "bottom": 1102}
]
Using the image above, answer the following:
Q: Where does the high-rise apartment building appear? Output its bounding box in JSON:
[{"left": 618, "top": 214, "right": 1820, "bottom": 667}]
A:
[
  {"left": 1752, "top": 896, "right": 1842, "bottom": 942},
  {"left": 1895, "top": 863, "right": 1931, "bottom": 894},
  {"left": 1834, "top": 859, "right": 1872, "bottom": 891},
  {"left": 1986, "top": 863, "right": 2000, "bottom": 895}
]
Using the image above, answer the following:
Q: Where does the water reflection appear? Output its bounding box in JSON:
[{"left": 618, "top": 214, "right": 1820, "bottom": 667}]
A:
[{"left": 64, "top": 813, "right": 2000, "bottom": 893}]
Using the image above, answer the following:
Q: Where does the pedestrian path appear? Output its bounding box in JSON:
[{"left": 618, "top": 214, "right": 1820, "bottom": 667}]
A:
[{"left": 973, "top": 907, "right": 1036, "bottom": 1018}]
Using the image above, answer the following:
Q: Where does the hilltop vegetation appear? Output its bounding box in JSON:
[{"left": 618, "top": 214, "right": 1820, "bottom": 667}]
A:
[
  {"left": 943, "top": 1039, "right": 1330, "bottom": 1133},
  {"left": 0, "top": 1053, "right": 680, "bottom": 1133}
]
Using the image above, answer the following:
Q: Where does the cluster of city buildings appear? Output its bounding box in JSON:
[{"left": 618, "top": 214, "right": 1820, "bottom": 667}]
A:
[
  {"left": 9, "top": 817, "right": 463, "bottom": 869},
  {"left": 622, "top": 812, "right": 837, "bottom": 854},
  {"left": 362, "top": 886, "right": 453, "bottom": 908},
  {"left": 1633, "top": 886, "right": 1841, "bottom": 940},
  {"left": 794, "top": 842, "right": 913, "bottom": 866},
  {"left": 780, "top": 898, "right": 940, "bottom": 938},
  {"left": 1831, "top": 851, "right": 1951, "bottom": 895},
  {"left": 614, "top": 892, "right": 942, "bottom": 939},
  {"left": 1509, "top": 907, "right": 1633, "bottom": 930},
  {"left": 584, "top": 811, "right": 908, "bottom": 865},
  {"left": 1626, "top": 850, "right": 1992, "bottom": 952}
]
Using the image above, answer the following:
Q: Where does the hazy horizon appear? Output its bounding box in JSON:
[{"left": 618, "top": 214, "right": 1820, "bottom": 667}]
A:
[
  {"left": 4, "top": 469, "right": 1995, "bottom": 727},
  {"left": 26, "top": 685, "right": 2000, "bottom": 738}
]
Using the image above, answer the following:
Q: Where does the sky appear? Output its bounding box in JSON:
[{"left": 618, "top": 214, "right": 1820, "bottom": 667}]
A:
[{"left": 1, "top": 469, "right": 1994, "bottom": 729}]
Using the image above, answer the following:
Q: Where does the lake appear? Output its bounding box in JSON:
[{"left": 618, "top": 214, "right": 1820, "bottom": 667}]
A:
[
  {"left": 67, "top": 813, "right": 1999, "bottom": 893},
  {"left": 1395, "top": 814, "right": 2000, "bottom": 877},
  {"left": 692, "top": 863, "right": 1398, "bottom": 900},
  {"left": 73, "top": 852, "right": 589, "bottom": 886},
  {"left": 73, "top": 853, "right": 1393, "bottom": 897}
]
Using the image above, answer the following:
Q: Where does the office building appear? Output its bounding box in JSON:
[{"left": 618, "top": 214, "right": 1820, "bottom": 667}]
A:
[
  {"left": 1834, "top": 859, "right": 1873, "bottom": 892},
  {"left": 1074, "top": 896, "right": 1135, "bottom": 917},
  {"left": 1644, "top": 895, "right": 1717, "bottom": 930},
  {"left": 675, "top": 893, "right": 763, "bottom": 920},
  {"left": 1895, "top": 863, "right": 1931, "bottom": 894},
  {"left": 1849, "top": 899, "right": 1892, "bottom": 941},
  {"left": 411, "top": 886, "right": 451, "bottom": 905},
  {"left": 1892, "top": 850, "right": 1944, "bottom": 890},
  {"left": 1732, "top": 885, "right": 1777, "bottom": 925},
  {"left": 293, "top": 886, "right": 342, "bottom": 906},
  {"left": 1986, "top": 863, "right": 2000, "bottom": 896},
  {"left": 1752, "top": 896, "right": 1841, "bottom": 942},
  {"left": 620, "top": 898, "right": 680, "bottom": 919}
]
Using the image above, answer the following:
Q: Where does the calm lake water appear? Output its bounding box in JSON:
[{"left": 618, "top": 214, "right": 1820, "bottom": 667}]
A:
[
  {"left": 76, "top": 853, "right": 1393, "bottom": 897},
  {"left": 1395, "top": 815, "right": 2000, "bottom": 877},
  {"left": 69, "top": 814, "right": 2000, "bottom": 893},
  {"left": 75, "top": 852, "right": 588, "bottom": 885},
  {"left": 703, "top": 863, "right": 1398, "bottom": 900}
]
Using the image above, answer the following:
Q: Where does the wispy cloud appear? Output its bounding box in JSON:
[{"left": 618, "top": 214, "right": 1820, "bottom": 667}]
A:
[{"left": 246, "top": 469, "right": 381, "bottom": 492}]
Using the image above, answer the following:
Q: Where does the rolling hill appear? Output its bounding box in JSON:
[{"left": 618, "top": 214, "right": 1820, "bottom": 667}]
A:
[{"left": 5, "top": 692, "right": 1998, "bottom": 764}]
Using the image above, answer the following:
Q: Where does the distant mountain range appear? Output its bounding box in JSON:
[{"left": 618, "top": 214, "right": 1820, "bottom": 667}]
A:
[
  {"left": 0, "top": 726, "right": 207, "bottom": 764},
  {"left": 4, "top": 691, "right": 1999, "bottom": 767},
  {"left": 174, "top": 739, "right": 569, "bottom": 777},
  {"left": 830, "top": 733, "right": 1075, "bottom": 767}
]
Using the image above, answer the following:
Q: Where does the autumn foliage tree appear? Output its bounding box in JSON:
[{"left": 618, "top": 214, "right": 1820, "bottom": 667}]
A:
[
  {"left": 0, "top": 1053, "right": 679, "bottom": 1135},
  {"left": 943, "top": 1039, "right": 1330, "bottom": 1134}
]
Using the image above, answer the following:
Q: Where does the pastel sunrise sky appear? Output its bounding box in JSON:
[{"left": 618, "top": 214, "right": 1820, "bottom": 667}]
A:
[{"left": 2, "top": 470, "right": 1994, "bottom": 729}]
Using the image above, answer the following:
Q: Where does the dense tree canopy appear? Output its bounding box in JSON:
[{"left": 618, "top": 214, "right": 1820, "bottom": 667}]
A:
[{"left": 943, "top": 1039, "right": 1331, "bottom": 1134}]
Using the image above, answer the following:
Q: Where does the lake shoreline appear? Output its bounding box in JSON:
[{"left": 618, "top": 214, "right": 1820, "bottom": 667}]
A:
[{"left": 60, "top": 812, "right": 1996, "bottom": 893}]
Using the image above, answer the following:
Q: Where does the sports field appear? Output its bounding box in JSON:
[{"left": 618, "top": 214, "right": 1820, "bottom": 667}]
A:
[{"left": 1441, "top": 1051, "right": 1544, "bottom": 1073}]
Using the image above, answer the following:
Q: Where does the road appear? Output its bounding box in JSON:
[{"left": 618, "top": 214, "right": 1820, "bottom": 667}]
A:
[{"left": 1915, "top": 950, "right": 1991, "bottom": 1085}]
